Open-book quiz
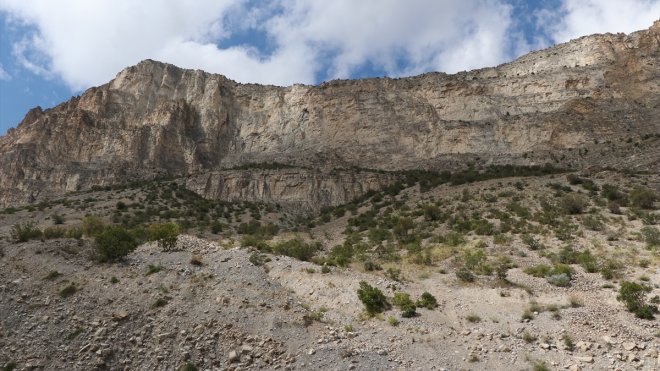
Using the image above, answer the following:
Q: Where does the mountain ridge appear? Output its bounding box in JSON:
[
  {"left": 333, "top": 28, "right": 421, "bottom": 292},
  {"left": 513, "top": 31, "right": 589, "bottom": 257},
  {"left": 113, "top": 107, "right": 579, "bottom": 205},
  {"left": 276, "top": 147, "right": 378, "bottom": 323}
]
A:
[{"left": 0, "top": 21, "right": 658, "bottom": 207}]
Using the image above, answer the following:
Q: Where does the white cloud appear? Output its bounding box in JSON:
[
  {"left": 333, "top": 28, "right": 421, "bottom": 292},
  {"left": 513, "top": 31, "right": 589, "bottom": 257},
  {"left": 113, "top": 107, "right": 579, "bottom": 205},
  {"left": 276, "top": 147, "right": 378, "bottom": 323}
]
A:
[
  {"left": 0, "top": 0, "right": 523, "bottom": 89},
  {"left": 548, "top": 0, "right": 660, "bottom": 43},
  {"left": 1, "top": 0, "right": 655, "bottom": 91},
  {"left": 267, "top": 0, "right": 516, "bottom": 78},
  {"left": 0, "top": 63, "right": 9, "bottom": 80}
]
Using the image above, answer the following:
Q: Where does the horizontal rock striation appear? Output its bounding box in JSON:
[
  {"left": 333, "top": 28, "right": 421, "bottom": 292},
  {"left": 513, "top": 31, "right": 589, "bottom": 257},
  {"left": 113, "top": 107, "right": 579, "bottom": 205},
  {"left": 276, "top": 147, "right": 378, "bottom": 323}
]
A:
[
  {"left": 0, "top": 21, "right": 659, "bottom": 207},
  {"left": 185, "top": 169, "right": 397, "bottom": 212}
]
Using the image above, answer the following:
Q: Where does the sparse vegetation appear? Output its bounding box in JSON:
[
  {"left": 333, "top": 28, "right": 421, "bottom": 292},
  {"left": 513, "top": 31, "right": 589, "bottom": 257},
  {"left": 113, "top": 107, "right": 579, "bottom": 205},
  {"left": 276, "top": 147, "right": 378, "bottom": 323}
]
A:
[{"left": 10, "top": 222, "right": 43, "bottom": 243}]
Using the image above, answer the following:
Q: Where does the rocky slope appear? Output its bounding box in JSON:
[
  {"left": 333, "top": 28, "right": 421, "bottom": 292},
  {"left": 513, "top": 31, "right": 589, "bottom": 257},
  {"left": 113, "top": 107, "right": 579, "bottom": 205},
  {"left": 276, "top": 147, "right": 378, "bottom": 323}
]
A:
[{"left": 0, "top": 21, "right": 658, "bottom": 207}]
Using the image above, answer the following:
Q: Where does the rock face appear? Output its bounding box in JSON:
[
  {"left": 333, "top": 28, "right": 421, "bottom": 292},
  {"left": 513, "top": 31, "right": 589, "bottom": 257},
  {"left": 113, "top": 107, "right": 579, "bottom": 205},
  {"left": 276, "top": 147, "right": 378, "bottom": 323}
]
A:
[
  {"left": 0, "top": 22, "right": 659, "bottom": 207},
  {"left": 185, "top": 169, "right": 397, "bottom": 212}
]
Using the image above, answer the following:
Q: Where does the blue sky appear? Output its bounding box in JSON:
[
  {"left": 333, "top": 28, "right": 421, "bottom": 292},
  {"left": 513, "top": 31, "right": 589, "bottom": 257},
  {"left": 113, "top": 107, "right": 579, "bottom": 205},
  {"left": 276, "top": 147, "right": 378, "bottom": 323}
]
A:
[{"left": 0, "top": 0, "right": 658, "bottom": 135}]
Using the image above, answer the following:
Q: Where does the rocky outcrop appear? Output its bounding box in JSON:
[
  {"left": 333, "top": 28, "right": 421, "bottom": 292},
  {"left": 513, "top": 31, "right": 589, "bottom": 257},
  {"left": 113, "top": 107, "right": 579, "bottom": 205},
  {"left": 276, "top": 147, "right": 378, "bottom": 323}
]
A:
[
  {"left": 185, "top": 169, "right": 397, "bottom": 212},
  {"left": 0, "top": 21, "right": 659, "bottom": 207}
]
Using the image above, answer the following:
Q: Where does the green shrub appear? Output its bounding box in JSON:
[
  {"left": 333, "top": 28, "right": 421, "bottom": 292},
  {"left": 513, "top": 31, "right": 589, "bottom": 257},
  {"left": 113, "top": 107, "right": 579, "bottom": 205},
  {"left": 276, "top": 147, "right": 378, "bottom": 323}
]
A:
[
  {"left": 153, "top": 297, "right": 169, "bottom": 308},
  {"left": 149, "top": 222, "right": 180, "bottom": 251},
  {"left": 629, "top": 187, "right": 658, "bottom": 209},
  {"left": 10, "top": 222, "right": 43, "bottom": 242},
  {"left": 82, "top": 215, "right": 105, "bottom": 237},
  {"left": 521, "top": 234, "right": 543, "bottom": 250},
  {"left": 43, "top": 227, "right": 66, "bottom": 239},
  {"left": 59, "top": 283, "right": 77, "bottom": 298},
  {"left": 559, "top": 194, "right": 588, "bottom": 214},
  {"left": 66, "top": 227, "right": 84, "bottom": 239},
  {"left": 95, "top": 226, "right": 139, "bottom": 262},
  {"left": 179, "top": 363, "right": 198, "bottom": 371},
  {"left": 444, "top": 232, "right": 466, "bottom": 246},
  {"left": 272, "top": 238, "right": 320, "bottom": 261},
  {"left": 417, "top": 292, "right": 438, "bottom": 309},
  {"left": 524, "top": 264, "right": 552, "bottom": 278},
  {"left": 495, "top": 257, "right": 513, "bottom": 281},
  {"left": 581, "top": 215, "right": 603, "bottom": 231},
  {"left": 602, "top": 184, "right": 627, "bottom": 203},
  {"left": 466, "top": 314, "right": 481, "bottom": 323},
  {"left": 641, "top": 226, "right": 660, "bottom": 247},
  {"left": 456, "top": 267, "right": 475, "bottom": 282},
  {"left": 241, "top": 235, "right": 270, "bottom": 250},
  {"left": 357, "top": 281, "right": 388, "bottom": 315},
  {"left": 392, "top": 292, "right": 417, "bottom": 317},
  {"left": 329, "top": 244, "right": 354, "bottom": 267},
  {"left": 249, "top": 252, "right": 270, "bottom": 266},
  {"left": 547, "top": 273, "right": 571, "bottom": 287},
  {"left": 145, "top": 264, "right": 163, "bottom": 276},
  {"left": 617, "top": 281, "right": 657, "bottom": 319},
  {"left": 51, "top": 212, "right": 65, "bottom": 225},
  {"left": 364, "top": 261, "right": 382, "bottom": 271}
]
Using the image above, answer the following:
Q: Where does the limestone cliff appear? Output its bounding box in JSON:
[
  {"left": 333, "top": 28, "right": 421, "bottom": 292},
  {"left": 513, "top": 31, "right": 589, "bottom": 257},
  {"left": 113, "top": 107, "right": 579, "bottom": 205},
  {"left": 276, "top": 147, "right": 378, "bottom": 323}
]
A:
[
  {"left": 0, "top": 22, "right": 659, "bottom": 207},
  {"left": 185, "top": 169, "right": 396, "bottom": 212}
]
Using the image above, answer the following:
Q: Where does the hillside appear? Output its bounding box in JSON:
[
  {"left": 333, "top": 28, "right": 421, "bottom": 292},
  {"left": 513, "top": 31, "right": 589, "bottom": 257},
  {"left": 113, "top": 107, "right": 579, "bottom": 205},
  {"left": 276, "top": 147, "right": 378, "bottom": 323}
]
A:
[{"left": 1, "top": 21, "right": 660, "bottom": 371}]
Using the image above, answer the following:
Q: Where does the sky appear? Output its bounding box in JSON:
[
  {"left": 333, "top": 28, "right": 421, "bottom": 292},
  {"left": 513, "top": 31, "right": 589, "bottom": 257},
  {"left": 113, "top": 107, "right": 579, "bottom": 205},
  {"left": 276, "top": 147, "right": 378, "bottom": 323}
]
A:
[{"left": 0, "top": 0, "right": 658, "bottom": 135}]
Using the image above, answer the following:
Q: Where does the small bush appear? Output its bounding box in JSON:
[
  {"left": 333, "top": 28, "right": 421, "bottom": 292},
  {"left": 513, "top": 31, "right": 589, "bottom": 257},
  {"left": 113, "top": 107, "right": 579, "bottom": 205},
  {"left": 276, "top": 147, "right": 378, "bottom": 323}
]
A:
[
  {"left": 524, "top": 264, "right": 551, "bottom": 278},
  {"left": 190, "top": 255, "right": 203, "bottom": 266},
  {"left": 43, "top": 227, "right": 66, "bottom": 239},
  {"left": 617, "top": 281, "right": 657, "bottom": 319},
  {"left": 522, "top": 331, "right": 537, "bottom": 343},
  {"left": 521, "top": 234, "right": 543, "bottom": 250},
  {"left": 630, "top": 187, "right": 658, "bottom": 209},
  {"left": 153, "top": 297, "right": 169, "bottom": 308},
  {"left": 94, "top": 226, "right": 139, "bottom": 262},
  {"left": 392, "top": 292, "right": 417, "bottom": 317},
  {"left": 149, "top": 222, "right": 180, "bottom": 251},
  {"left": 387, "top": 316, "right": 399, "bottom": 326},
  {"left": 44, "top": 271, "right": 62, "bottom": 280},
  {"left": 357, "top": 281, "right": 388, "bottom": 315},
  {"left": 547, "top": 273, "right": 571, "bottom": 287},
  {"left": 417, "top": 292, "right": 439, "bottom": 309},
  {"left": 641, "top": 226, "right": 660, "bottom": 247},
  {"left": 10, "top": 222, "right": 43, "bottom": 243},
  {"left": 66, "top": 227, "right": 84, "bottom": 239},
  {"left": 456, "top": 267, "right": 475, "bottom": 282},
  {"left": 559, "top": 194, "right": 588, "bottom": 214},
  {"left": 82, "top": 215, "right": 105, "bottom": 237},
  {"left": 59, "top": 283, "right": 77, "bottom": 298},
  {"left": 466, "top": 314, "right": 481, "bottom": 323},
  {"left": 562, "top": 334, "right": 575, "bottom": 351},
  {"left": 179, "top": 363, "right": 198, "bottom": 371},
  {"left": 51, "top": 213, "right": 65, "bottom": 225},
  {"left": 272, "top": 238, "right": 321, "bottom": 261},
  {"left": 146, "top": 264, "right": 164, "bottom": 276},
  {"left": 329, "top": 244, "right": 354, "bottom": 267},
  {"left": 248, "top": 252, "right": 270, "bottom": 266},
  {"left": 364, "top": 261, "right": 382, "bottom": 271}
]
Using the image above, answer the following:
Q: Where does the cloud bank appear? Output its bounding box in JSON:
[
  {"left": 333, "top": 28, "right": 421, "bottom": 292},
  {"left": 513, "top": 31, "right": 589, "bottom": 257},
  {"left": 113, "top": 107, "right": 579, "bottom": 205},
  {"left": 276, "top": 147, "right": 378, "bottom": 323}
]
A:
[{"left": 0, "top": 0, "right": 657, "bottom": 90}]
